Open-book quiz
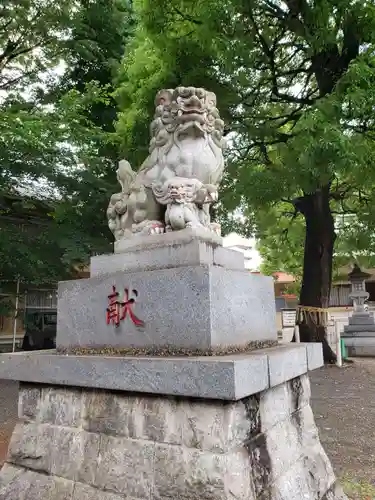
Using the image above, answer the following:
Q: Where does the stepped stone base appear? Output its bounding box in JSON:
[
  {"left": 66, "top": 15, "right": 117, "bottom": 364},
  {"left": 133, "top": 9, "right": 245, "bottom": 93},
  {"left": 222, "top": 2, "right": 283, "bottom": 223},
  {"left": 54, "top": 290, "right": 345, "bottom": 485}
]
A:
[
  {"left": 0, "top": 227, "right": 346, "bottom": 499},
  {"left": 344, "top": 337, "right": 375, "bottom": 357},
  {"left": 113, "top": 226, "right": 222, "bottom": 254},
  {"left": 342, "top": 313, "right": 375, "bottom": 357},
  {"left": 0, "top": 344, "right": 323, "bottom": 400},
  {"left": 342, "top": 329, "right": 375, "bottom": 336},
  {"left": 93, "top": 228, "right": 244, "bottom": 276},
  {"left": 343, "top": 325, "right": 375, "bottom": 334},
  {"left": 343, "top": 313, "right": 375, "bottom": 335},
  {"left": 0, "top": 374, "right": 346, "bottom": 500}
]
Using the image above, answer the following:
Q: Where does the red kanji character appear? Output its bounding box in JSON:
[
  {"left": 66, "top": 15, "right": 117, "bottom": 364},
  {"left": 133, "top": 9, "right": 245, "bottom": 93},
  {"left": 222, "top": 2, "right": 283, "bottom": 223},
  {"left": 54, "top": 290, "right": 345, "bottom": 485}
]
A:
[
  {"left": 106, "top": 285, "right": 121, "bottom": 326},
  {"left": 120, "top": 288, "right": 144, "bottom": 327}
]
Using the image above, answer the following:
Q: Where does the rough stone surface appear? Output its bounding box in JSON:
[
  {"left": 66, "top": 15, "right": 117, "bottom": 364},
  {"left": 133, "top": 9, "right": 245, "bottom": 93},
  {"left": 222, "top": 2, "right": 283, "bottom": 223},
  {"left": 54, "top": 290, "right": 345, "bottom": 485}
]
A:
[
  {"left": 0, "top": 464, "right": 76, "bottom": 499},
  {"left": 0, "top": 375, "right": 346, "bottom": 500},
  {"left": 72, "top": 483, "right": 126, "bottom": 500},
  {"left": 92, "top": 233, "right": 244, "bottom": 276},
  {"left": 322, "top": 482, "right": 348, "bottom": 500},
  {"left": 57, "top": 265, "right": 277, "bottom": 351},
  {"left": 0, "top": 344, "right": 323, "bottom": 400}
]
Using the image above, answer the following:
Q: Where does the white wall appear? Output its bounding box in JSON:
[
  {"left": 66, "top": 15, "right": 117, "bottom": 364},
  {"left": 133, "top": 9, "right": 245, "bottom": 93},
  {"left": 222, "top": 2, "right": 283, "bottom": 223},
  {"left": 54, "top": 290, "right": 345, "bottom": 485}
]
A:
[{"left": 222, "top": 233, "right": 262, "bottom": 271}]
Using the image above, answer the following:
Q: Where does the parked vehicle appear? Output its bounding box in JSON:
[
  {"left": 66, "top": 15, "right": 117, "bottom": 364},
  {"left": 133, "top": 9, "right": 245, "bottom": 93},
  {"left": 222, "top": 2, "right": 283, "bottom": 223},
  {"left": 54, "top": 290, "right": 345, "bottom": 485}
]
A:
[{"left": 21, "top": 310, "right": 57, "bottom": 350}]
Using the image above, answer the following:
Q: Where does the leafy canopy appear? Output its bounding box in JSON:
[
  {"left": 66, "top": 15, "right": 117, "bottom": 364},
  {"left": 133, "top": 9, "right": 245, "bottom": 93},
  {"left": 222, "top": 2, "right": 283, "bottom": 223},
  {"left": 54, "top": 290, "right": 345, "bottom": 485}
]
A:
[
  {"left": 0, "top": 0, "right": 130, "bottom": 285},
  {"left": 116, "top": 0, "right": 375, "bottom": 278}
]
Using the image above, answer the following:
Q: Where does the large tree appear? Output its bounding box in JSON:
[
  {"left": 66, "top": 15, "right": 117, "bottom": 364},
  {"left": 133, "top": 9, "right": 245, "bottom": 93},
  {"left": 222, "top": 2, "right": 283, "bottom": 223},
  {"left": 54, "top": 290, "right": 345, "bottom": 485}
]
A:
[
  {"left": 48, "top": 0, "right": 134, "bottom": 271},
  {"left": 0, "top": 0, "right": 130, "bottom": 286},
  {"left": 116, "top": 0, "right": 375, "bottom": 361},
  {"left": 0, "top": 83, "right": 114, "bottom": 285},
  {"left": 256, "top": 196, "right": 375, "bottom": 284}
]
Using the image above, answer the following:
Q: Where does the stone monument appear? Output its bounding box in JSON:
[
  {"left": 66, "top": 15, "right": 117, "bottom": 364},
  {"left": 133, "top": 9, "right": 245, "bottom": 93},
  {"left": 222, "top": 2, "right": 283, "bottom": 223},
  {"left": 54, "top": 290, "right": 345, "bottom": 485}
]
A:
[
  {"left": 0, "top": 86, "right": 346, "bottom": 499},
  {"left": 342, "top": 264, "right": 375, "bottom": 356},
  {"left": 106, "top": 86, "right": 223, "bottom": 242}
]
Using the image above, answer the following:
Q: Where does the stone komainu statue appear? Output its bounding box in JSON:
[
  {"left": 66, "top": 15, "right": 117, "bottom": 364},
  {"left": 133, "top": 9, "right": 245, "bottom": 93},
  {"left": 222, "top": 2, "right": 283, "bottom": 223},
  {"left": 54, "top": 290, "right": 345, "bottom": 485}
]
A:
[{"left": 107, "top": 86, "right": 226, "bottom": 240}]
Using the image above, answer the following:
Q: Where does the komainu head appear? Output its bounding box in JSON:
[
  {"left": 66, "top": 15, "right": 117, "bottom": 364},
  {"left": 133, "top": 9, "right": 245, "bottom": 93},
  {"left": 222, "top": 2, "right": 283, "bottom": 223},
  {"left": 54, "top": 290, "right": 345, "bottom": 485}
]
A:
[{"left": 151, "top": 86, "right": 225, "bottom": 146}]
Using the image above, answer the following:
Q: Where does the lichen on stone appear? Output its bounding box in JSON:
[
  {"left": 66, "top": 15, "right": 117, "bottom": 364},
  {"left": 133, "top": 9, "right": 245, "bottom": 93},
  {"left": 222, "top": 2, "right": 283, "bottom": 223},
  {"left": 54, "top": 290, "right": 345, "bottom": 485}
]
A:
[{"left": 57, "top": 339, "right": 278, "bottom": 358}]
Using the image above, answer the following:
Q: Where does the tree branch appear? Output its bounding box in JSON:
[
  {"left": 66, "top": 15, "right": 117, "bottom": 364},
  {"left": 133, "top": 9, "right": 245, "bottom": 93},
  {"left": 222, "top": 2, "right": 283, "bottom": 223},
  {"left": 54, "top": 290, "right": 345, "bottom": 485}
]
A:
[
  {"left": 329, "top": 184, "right": 354, "bottom": 201},
  {"left": 270, "top": 92, "right": 315, "bottom": 104},
  {"left": 0, "top": 71, "right": 35, "bottom": 90},
  {"left": 172, "top": 6, "right": 202, "bottom": 25},
  {"left": 261, "top": 0, "right": 306, "bottom": 37},
  {"left": 283, "top": 0, "right": 310, "bottom": 21},
  {"left": 245, "top": 7, "right": 315, "bottom": 105},
  {"left": 0, "top": 18, "right": 13, "bottom": 34},
  {"left": 281, "top": 198, "right": 295, "bottom": 204},
  {"left": 280, "top": 206, "right": 300, "bottom": 244}
]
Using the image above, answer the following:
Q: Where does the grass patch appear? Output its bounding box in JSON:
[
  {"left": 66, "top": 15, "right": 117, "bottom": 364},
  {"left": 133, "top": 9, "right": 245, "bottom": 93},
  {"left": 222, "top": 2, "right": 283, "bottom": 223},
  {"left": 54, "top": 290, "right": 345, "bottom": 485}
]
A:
[{"left": 342, "top": 476, "right": 375, "bottom": 499}]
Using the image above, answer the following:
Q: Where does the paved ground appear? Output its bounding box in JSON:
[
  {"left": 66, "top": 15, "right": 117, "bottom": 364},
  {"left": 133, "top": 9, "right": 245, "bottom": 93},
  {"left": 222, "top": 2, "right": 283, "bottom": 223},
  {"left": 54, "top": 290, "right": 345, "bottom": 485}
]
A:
[{"left": 0, "top": 360, "right": 374, "bottom": 495}]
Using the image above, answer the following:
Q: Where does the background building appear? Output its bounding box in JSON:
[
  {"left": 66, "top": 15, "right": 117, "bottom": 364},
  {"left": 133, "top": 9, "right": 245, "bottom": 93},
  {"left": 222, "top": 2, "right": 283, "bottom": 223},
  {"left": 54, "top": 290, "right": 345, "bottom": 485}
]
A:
[{"left": 222, "top": 233, "right": 262, "bottom": 270}]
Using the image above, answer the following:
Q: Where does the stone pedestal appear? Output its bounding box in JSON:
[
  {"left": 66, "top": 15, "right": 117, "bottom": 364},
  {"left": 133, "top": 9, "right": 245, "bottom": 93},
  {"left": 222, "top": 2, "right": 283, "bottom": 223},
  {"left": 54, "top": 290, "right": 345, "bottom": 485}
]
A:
[
  {"left": 58, "top": 229, "right": 276, "bottom": 352},
  {"left": 342, "top": 312, "right": 375, "bottom": 357},
  {"left": 342, "top": 311, "right": 375, "bottom": 354},
  {"left": 343, "top": 312, "right": 375, "bottom": 335},
  {"left": 0, "top": 229, "right": 346, "bottom": 499},
  {"left": 342, "top": 314, "right": 375, "bottom": 356},
  {"left": 342, "top": 311, "right": 375, "bottom": 346}
]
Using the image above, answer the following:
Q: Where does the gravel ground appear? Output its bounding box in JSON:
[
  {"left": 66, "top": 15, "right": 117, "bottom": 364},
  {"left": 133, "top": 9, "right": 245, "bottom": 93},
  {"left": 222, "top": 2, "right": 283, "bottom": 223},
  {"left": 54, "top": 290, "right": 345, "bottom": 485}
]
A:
[
  {"left": 310, "top": 360, "right": 375, "bottom": 481},
  {"left": 0, "top": 360, "right": 374, "bottom": 493}
]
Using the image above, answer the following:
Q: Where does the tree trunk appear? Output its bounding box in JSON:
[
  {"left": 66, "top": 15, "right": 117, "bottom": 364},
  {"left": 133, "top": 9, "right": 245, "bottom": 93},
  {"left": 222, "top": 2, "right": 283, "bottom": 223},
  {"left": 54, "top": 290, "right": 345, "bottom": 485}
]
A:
[
  {"left": 287, "top": 24, "right": 359, "bottom": 363},
  {"left": 294, "top": 185, "right": 337, "bottom": 363}
]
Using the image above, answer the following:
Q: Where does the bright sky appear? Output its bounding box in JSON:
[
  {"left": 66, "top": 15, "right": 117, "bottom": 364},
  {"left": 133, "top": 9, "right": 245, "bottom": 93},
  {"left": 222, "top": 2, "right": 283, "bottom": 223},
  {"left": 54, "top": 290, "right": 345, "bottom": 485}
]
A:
[{"left": 223, "top": 232, "right": 262, "bottom": 270}]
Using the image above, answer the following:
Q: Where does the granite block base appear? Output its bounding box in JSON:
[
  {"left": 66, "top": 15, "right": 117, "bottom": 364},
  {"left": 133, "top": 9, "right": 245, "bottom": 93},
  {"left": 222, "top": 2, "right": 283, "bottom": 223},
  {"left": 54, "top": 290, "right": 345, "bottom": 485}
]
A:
[
  {"left": 113, "top": 226, "right": 222, "bottom": 254},
  {"left": 57, "top": 265, "right": 277, "bottom": 351},
  {"left": 0, "top": 343, "right": 322, "bottom": 400},
  {"left": 92, "top": 229, "right": 244, "bottom": 276},
  {"left": 0, "top": 370, "right": 346, "bottom": 499}
]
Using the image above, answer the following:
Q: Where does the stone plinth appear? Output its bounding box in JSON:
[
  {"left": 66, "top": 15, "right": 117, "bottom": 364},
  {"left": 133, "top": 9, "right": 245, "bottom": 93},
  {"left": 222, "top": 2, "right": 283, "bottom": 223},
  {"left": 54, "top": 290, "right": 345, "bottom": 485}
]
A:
[
  {"left": 92, "top": 237, "right": 244, "bottom": 276},
  {"left": 343, "top": 337, "right": 375, "bottom": 357},
  {"left": 57, "top": 265, "right": 276, "bottom": 352},
  {"left": 342, "top": 311, "right": 375, "bottom": 357},
  {"left": 0, "top": 344, "right": 322, "bottom": 400},
  {"left": 343, "top": 312, "right": 375, "bottom": 334},
  {"left": 0, "top": 356, "right": 345, "bottom": 500},
  {"left": 341, "top": 264, "right": 375, "bottom": 356},
  {"left": 113, "top": 227, "right": 223, "bottom": 254},
  {"left": 60, "top": 229, "right": 276, "bottom": 353}
]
